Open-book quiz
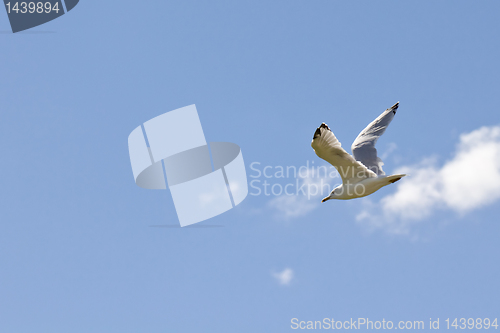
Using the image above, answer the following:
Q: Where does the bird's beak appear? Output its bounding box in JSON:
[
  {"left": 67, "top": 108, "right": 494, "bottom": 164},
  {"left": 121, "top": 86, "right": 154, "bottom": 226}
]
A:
[{"left": 321, "top": 197, "right": 329, "bottom": 203}]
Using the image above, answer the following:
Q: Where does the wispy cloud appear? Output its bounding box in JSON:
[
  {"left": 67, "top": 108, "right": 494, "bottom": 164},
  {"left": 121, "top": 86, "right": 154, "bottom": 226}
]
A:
[
  {"left": 272, "top": 268, "right": 294, "bottom": 286},
  {"left": 267, "top": 167, "right": 337, "bottom": 219},
  {"left": 267, "top": 194, "right": 318, "bottom": 219},
  {"left": 358, "top": 125, "right": 500, "bottom": 234}
]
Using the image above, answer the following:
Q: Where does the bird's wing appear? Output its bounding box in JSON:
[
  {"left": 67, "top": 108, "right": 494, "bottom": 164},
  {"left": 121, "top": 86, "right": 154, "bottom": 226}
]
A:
[
  {"left": 311, "top": 123, "right": 377, "bottom": 184},
  {"left": 351, "top": 102, "right": 399, "bottom": 176}
]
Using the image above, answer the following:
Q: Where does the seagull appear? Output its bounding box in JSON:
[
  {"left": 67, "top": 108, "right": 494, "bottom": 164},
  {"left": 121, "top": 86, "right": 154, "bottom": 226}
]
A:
[{"left": 311, "top": 102, "right": 406, "bottom": 202}]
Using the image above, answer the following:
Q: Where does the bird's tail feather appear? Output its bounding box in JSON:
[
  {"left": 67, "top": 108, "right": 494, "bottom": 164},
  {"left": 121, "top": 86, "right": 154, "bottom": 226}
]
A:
[{"left": 387, "top": 174, "right": 406, "bottom": 184}]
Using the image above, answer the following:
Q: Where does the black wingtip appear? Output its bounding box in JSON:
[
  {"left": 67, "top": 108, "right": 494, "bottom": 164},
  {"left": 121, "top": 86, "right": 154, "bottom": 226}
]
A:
[
  {"left": 390, "top": 101, "right": 399, "bottom": 114},
  {"left": 313, "top": 122, "right": 330, "bottom": 140}
]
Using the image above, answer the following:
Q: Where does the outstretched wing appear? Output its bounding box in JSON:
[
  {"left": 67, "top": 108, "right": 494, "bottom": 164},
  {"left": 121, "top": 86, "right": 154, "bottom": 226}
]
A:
[
  {"left": 311, "top": 123, "right": 376, "bottom": 184},
  {"left": 351, "top": 102, "right": 399, "bottom": 175}
]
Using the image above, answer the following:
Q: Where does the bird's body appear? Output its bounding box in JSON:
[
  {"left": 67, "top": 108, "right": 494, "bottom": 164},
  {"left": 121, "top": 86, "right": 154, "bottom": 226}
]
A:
[
  {"left": 326, "top": 174, "right": 405, "bottom": 200},
  {"left": 311, "top": 102, "right": 406, "bottom": 202}
]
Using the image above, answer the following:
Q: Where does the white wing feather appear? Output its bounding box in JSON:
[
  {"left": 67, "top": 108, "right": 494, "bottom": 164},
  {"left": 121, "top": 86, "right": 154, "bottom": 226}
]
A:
[{"left": 311, "top": 123, "right": 376, "bottom": 184}]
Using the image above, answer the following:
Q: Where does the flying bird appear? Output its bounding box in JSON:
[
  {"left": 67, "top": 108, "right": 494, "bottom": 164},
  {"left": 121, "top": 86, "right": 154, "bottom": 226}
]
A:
[{"left": 311, "top": 102, "right": 406, "bottom": 202}]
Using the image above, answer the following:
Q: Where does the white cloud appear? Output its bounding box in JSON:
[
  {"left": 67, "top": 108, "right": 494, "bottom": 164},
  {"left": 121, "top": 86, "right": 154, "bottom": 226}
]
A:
[
  {"left": 358, "top": 125, "right": 500, "bottom": 234},
  {"left": 267, "top": 194, "right": 318, "bottom": 219},
  {"left": 267, "top": 166, "right": 337, "bottom": 219},
  {"left": 272, "top": 268, "right": 294, "bottom": 286}
]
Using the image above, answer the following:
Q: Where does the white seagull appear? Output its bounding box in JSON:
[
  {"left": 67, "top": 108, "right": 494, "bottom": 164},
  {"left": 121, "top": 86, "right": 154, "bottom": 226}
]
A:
[{"left": 311, "top": 102, "right": 406, "bottom": 202}]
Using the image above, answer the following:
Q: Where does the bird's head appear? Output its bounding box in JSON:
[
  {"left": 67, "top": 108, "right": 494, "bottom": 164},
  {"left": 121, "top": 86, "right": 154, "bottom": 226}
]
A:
[{"left": 321, "top": 186, "right": 341, "bottom": 202}]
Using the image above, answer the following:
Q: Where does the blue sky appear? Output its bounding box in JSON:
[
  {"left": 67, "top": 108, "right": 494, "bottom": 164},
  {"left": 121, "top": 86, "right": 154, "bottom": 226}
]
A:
[{"left": 1, "top": 1, "right": 500, "bottom": 332}]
